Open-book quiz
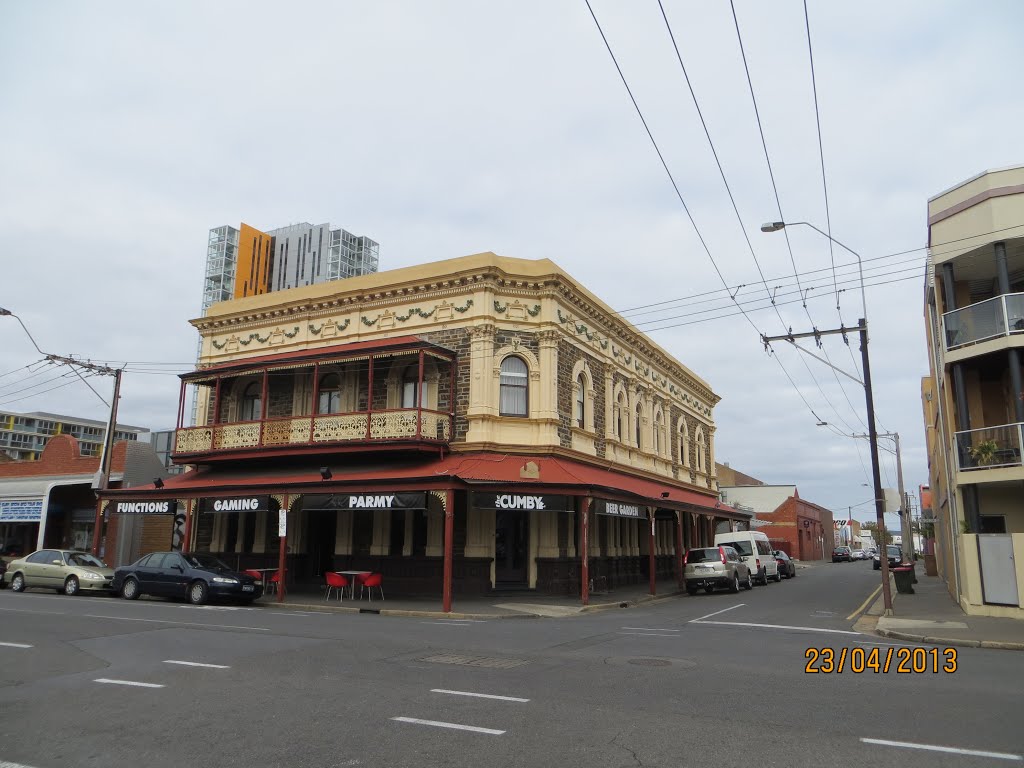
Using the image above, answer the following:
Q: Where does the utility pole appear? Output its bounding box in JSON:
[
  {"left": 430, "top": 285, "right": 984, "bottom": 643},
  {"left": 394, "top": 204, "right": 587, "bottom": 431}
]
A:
[
  {"left": 91, "top": 367, "right": 123, "bottom": 556},
  {"left": 762, "top": 320, "right": 893, "bottom": 614}
]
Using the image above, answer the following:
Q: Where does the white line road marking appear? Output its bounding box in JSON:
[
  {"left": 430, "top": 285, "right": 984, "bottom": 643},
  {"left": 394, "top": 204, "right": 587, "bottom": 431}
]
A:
[
  {"left": 182, "top": 605, "right": 254, "bottom": 611},
  {"left": 693, "top": 619, "right": 861, "bottom": 636},
  {"left": 422, "top": 620, "right": 479, "bottom": 625},
  {"left": 861, "top": 737, "right": 1022, "bottom": 761},
  {"left": 0, "top": 642, "right": 33, "bottom": 648},
  {"left": 391, "top": 717, "right": 505, "bottom": 735},
  {"left": 431, "top": 689, "right": 529, "bottom": 702},
  {"left": 0, "top": 761, "right": 43, "bottom": 768},
  {"left": 855, "top": 641, "right": 916, "bottom": 648},
  {"left": 621, "top": 627, "right": 680, "bottom": 632},
  {"left": 618, "top": 632, "right": 681, "bottom": 638},
  {"left": 94, "top": 678, "right": 165, "bottom": 688},
  {"left": 85, "top": 614, "right": 270, "bottom": 631},
  {"left": 689, "top": 604, "right": 745, "bottom": 623},
  {"left": 163, "top": 660, "right": 230, "bottom": 669}
]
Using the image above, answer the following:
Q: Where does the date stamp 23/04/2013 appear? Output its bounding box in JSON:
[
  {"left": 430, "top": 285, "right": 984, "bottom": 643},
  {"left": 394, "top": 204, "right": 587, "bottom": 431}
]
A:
[{"left": 805, "top": 646, "right": 957, "bottom": 674}]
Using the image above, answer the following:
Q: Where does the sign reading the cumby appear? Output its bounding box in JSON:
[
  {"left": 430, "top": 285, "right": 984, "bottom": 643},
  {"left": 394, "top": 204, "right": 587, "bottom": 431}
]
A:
[
  {"left": 472, "top": 493, "right": 567, "bottom": 512},
  {"left": 198, "top": 496, "right": 270, "bottom": 514},
  {"left": 595, "top": 500, "right": 643, "bottom": 518},
  {"left": 302, "top": 493, "right": 426, "bottom": 511},
  {"left": 111, "top": 499, "right": 178, "bottom": 515}
]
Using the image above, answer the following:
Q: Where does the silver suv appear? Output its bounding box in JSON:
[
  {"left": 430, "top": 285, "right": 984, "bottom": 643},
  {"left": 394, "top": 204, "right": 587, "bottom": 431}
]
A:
[{"left": 684, "top": 546, "right": 753, "bottom": 594}]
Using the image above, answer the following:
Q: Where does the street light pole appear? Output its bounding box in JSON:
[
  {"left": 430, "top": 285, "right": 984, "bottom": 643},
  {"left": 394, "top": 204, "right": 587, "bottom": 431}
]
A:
[{"left": 760, "top": 222, "right": 893, "bottom": 614}]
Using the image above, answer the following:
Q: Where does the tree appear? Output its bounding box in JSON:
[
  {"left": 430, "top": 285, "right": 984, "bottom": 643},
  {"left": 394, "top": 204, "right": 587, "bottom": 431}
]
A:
[{"left": 860, "top": 521, "right": 893, "bottom": 546}]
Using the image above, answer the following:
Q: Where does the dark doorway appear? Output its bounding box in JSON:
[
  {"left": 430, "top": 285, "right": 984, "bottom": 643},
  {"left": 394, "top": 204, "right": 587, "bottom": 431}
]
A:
[
  {"left": 495, "top": 510, "right": 529, "bottom": 586},
  {"left": 306, "top": 511, "right": 337, "bottom": 579}
]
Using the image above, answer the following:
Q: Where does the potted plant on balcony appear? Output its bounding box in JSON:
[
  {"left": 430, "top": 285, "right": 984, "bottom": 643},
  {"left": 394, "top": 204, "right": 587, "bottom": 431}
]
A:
[{"left": 968, "top": 439, "right": 1000, "bottom": 467}]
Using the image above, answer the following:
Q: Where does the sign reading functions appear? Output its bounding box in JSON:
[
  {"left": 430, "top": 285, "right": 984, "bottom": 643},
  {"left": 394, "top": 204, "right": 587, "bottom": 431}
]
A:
[
  {"left": 0, "top": 499, "right": 44, "bottom": 522},
  {"left": 594, "top": 500, "right": 643, "bottom": 518},
  {"left": 198, "top": 496, "right": 271, "bottom": 514},
  {"left": 472, "top": 493, "right": 567, "bottom": 512},
  {"left": 111, "top": 500, "right": 179, "bottom": 516}
]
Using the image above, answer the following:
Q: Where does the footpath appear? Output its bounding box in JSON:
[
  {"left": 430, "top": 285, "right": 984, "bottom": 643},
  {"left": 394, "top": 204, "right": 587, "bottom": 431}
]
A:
[{"left": 855, "top": 568, "right": 1024, "bottom": 651}]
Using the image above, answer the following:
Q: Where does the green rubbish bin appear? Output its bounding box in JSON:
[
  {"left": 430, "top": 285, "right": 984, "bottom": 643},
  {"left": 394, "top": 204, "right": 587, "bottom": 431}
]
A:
[{"left": 893, "top": 565, "right": 915, "bottom": 594}]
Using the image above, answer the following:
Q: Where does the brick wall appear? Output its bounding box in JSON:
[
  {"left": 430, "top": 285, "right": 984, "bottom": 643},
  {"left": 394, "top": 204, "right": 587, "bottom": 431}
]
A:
[
  {"left": 758, "top": 496, "right": 834, "bottom": 561},
  {"left": 421, "top": 329, "right": 470, "bottom": 440},
  {"left": 267, "top": 377, "right": 295, "bottom": 418},
  {"left": 0, "top": 434, "right": 129, "bottom": 478}
]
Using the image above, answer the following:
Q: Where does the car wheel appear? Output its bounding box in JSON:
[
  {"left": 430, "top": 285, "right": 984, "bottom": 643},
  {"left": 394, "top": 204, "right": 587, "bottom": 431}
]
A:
[
  {"left": 704, "top": 586, "right": 715, "bottom": 594},
  {"left": 772, "top": 571, "right": 783, "bottom": 583},
  {"left": 188, "top": 580, "right": 208, "bottom": 605},
  {"left": 10, "top": 572, "right": 26, "bottom": 592},
  {"left": 744, "top": 572, "right": 753, "bottom": 590},
  {"left": 729, "top": 573, "right": 740, "bottom": 594},
  {"left": 873, "top": 562, "right": 880, "bottom": 571},
  {"left": 686, "top": 585, "right": 698, "bottom": 596},
  {"left": 64, "top": 576, "right": 80, "bottom": 596},
  {"left": 758, "top": 569, "right": 768, "bottom": 586},
  {"left": 121, "top": 577, "right": 140, "bottom": 600}
]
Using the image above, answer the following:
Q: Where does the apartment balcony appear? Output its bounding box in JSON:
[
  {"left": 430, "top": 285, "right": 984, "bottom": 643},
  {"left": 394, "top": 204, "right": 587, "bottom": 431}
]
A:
[
  {"left": 173, "top": 407, "right": 452, "bottom": 462},
  {"left": 943, "top": 292, "right": 1024, "bottom": 361},
  {"left": 954, "top": 422, "right": 1024, "bottom": 478}
]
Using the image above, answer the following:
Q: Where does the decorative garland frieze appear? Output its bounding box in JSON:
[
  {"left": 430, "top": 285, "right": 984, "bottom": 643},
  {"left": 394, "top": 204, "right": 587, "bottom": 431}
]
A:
[{"left": 309, "top": 319, "right": 351, "bottom": 336}]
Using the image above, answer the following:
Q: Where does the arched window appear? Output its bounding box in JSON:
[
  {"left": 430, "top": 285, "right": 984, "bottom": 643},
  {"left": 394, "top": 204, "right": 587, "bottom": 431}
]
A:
[
  {"left": 696, "top": 426, "right": 707, "bottom": 474},
  {"left": 678, "top": 418, "right": 691, "bottom": 467},
  {"left": 654, "top": 411, "right": 663, "bottom": 454},
  {"left": 635, "top": 402, "right": 643, "bottom": 450},
  {"left": 241, "top": 382, "right": 262, "bottom": 421},
  {"left": 401, "top": 366, "right": 421, "bottom": 408},
  {"left": 318, "top": 373, "right": 342, "bottom": 414},
  {"left": 616, "top": 390, "right": 628, "bottom": 440},
  {"left": 499, "top": 356, "right": 528, "bottom": 416},
  {"left": 574, "top": 374, "right": 586, "bottom": 429}
]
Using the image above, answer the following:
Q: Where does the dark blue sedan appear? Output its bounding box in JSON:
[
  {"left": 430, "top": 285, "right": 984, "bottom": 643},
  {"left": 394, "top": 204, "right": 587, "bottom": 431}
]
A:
[{"left": 112, "top": 551, "right": 263, "bottom": 605}]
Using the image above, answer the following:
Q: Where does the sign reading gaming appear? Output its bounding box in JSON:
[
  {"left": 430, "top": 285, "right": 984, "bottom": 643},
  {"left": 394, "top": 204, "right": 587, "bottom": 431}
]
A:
[
  {"left": 110, "top": 499, "right": 179, "bottom": 516},
  {"left": 472, "top": 493, "right": 568, "bottom": 512},
  {"left": 198, "top": 496, "right": 270, "bottom": 514},
  {"left": 595, "top": 500, "right": 644, "bottom": 518}
]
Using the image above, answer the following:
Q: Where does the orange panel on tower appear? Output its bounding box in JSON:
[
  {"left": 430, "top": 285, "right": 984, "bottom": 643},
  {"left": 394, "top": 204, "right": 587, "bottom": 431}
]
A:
[{"left": 234, "top": 223, "right": 272, "bottom": 299}]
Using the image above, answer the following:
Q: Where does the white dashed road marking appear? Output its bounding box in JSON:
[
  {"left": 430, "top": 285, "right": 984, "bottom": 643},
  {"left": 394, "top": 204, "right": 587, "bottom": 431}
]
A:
[
  {"left": 861, "top": 738, "right": 1022, "bottom": 761},
  {"left": 391, "top": 717, "right": 505, "bottom": 735},
  {"left": 621, "top": 627, "right": 680, "bottom": 632},
  {"left": 689, "top": 604, "right": 746, "bottom": 623},
  {"left": 86, "top": 614, "right": 270, "bottom": 631},
  {"left": 694, "top": 619, "right": 861, "bottom": 636},
  {"left": 431, "top": 689, "right": 529, "bottom": 702},
  {"left": 0, "top": 642, "right": 32, "bottom": 649},
  {"left": 94, "top": 678, "right": 165, "bottom": 688},
  {"left": 618, "top": 632, "right": 681, "bottom": 638},
  {"left": 163, "top": 660, "right": 230, "bottom": 669}
]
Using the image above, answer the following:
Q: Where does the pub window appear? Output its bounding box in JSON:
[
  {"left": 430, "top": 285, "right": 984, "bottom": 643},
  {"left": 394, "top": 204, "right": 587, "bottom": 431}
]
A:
[
  {"left": 389, "top": 509, "right": 406, "bottom": 555},
  {"left": 616, "top": 391, "right": 627, "bottom": 440},
  {"left": 574, "top": 374, "right": 585, "bottom": 429},
  {"left": 411, "top": 509, "right": 428, "bottom": 556},
  {"left": 654, "top": 411, "right": 663, "bottom": 454},
  {"left": 499, "top": 356, "right": 528, "bottom": 417},
  {"left": 352, "top": 510, "right": 374, "bottom": 555},
  {"left": 224, "top": 513, "right": 240, "bottom": 552},
  {"left": 635, "top": 403, "right": 643, "bottom": 450},
  {"left": 318, "top": 373, "right": 342, "bottom": 414},
  {"left": 401, "top": 366, "right": 421, "bottom": 409},
  {"left": 695, "top": 426, "right": 707, "bottom": 473},
  {"left": 241, "top": 512, "right": 256, "bottom": 552},
  {"left": 241, "top": 382, "right": 262, "bottom": 421}
]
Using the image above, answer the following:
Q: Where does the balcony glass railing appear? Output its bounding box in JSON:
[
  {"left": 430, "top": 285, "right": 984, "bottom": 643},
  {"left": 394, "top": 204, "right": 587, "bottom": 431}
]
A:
[
  {"left": 943, "top": 292, "right": 1024, "bottom": 351},
  {"left": 173, "top": 408, "right": 453, "bottom": 456},
  {"left": 954, "top": 423, "right": 1024, "bottom": 471}
]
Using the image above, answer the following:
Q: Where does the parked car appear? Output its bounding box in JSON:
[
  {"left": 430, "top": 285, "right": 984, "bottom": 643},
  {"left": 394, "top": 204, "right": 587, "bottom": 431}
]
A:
[
  {"left": 112, "top": 551, "right": 263, "bottom": 605},
  {"left": 831, "top": 546, "right": 852, "bottom": 563},
  {"left": 873, "top": 545, "right": 903, "bottom": 571},
  {"left": 714, "top": 530, "right": 780, "bottom": 584},
  {"left": 0, "top": 558, "right": 7, "bottom": 588},
  {"left": 851, "top": 549, "right": 869, "bottom": 560},
  {"left": 3, "top": 549, "right": 115, "bottom": 595},
  {"left": 773, "top": 550, "right": 797, "bottom": 578},
  {"left": 684, "top": 546, "right": 752, "bottom": 594}
]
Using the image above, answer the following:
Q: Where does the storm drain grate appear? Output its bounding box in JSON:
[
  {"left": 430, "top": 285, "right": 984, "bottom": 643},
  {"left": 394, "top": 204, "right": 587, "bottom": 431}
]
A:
[
  {"left": 419, "top": 653, "right": 529, "bottom": 669},
  {"left": 627, "top": 658, "right": 672, "bottom": 667}
]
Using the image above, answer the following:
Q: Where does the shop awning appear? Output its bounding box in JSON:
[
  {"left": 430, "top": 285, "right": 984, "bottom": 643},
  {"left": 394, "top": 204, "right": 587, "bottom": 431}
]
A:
[{"left": 101, "top": 453, "right": 747, "bottom": 519}]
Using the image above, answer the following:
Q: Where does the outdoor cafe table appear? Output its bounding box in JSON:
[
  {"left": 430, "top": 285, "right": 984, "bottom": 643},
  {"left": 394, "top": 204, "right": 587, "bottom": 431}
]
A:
[
  {"left": 335, "top": 570, "right": 371, "bottom": 600},
  {"left": 253, "top": 568, "right": 278, "bottom": 593}
]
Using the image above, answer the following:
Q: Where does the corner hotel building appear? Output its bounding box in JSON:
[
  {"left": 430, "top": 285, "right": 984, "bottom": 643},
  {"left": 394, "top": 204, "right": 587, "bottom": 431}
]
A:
[{"left": 100, "top": 252, "right": 749, "bottom": 609}]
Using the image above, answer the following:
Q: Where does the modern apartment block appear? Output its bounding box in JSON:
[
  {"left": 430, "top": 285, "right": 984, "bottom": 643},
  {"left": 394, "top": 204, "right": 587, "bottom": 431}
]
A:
[
  {"left": 922, "top": 165, "right": 1024, "bottom": 619},
  {"left": 0, "top": 410, "right": 148, "bottom": 462}
]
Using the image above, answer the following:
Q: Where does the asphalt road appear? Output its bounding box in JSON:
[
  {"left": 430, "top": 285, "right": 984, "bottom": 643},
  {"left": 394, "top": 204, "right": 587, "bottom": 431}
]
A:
[{"left": 1, "top": 560, "right": 1021, "bottom": 768}]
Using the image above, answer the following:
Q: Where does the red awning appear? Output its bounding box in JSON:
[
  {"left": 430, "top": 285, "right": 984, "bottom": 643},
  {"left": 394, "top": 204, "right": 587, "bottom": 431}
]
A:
[{"left": 104, "top": 453, "right": 747, "bottom": 518}]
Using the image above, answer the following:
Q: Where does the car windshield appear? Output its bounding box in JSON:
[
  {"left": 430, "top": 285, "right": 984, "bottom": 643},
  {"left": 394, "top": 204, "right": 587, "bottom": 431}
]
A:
[
  {"left": 67, "top": 552, "right": 106, "bottom": 567},
  {"left": 687, "top": 548, "right": 722, "bottom": 563},
  {"left": 887, "top": 546, "right": 901, "bottom": 556},
  {"left": 182, "top": 553, "right": 231, "bottom": 571}
]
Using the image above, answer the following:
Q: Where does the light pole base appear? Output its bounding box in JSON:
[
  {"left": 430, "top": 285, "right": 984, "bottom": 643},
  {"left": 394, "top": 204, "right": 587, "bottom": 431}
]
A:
[{"left": 882, "top": 608, "right": 894, "bottom": 617}]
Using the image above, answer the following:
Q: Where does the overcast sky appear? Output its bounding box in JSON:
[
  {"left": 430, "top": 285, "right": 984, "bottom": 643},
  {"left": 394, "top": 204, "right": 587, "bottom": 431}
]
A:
[{"left": 2, "top": 1, "right": 1021, "bottom": 528}]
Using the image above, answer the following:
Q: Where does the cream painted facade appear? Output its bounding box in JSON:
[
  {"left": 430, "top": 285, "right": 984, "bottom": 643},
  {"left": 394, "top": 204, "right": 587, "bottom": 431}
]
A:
[{"left": 923, "top": 166, "right": 1024, "bottom": 619}]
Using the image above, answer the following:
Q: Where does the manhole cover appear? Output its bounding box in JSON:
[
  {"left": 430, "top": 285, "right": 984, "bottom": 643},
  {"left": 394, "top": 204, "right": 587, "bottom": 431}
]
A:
[
  {"left": 419, "top": 653, "right": 528, "bottom": 669},
  {"left": 627, "top": 658, "right": 671, "bottom": 667}
]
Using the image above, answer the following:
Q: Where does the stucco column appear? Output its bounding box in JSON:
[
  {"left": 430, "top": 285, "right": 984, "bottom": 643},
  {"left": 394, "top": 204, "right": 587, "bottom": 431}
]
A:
[
  {"left": 467, "top": 324, "right": 495, "bottom": 417},
  {"left": 537, "top": 330, "right": 560, "bottom": 422}
]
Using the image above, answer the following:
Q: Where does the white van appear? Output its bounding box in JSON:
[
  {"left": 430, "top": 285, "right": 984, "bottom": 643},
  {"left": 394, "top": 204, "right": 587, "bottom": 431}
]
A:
[{"left": 714, "top": 530, "right": 780, "bottom": 585}]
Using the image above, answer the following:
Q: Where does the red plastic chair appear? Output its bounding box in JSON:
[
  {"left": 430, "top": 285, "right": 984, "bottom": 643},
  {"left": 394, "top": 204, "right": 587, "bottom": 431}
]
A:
[
  {"left": 243, "top": 569, "right": 262, "bottom": 581},
  {"left": 325, "top": 572, "right": 349, "bottom": 602},
  {"left": 360, "top": 573, "right": 383, "bottom": 602},
  {"left": 266, "top": 570, "right": 281, "bottom": 595}
]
